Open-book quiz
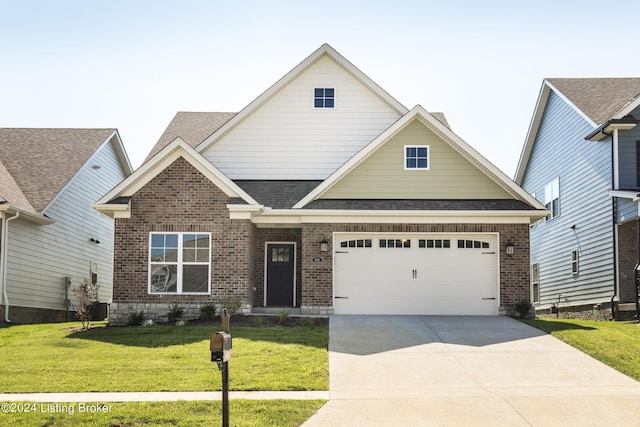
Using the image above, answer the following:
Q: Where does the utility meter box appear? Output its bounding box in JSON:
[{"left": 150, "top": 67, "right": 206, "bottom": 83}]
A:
[{"left": 210, "top": 331, "right": 232, "bottom": 363}]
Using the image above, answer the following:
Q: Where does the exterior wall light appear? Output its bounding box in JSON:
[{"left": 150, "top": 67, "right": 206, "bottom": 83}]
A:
[
  {"left": 320, "top": 239, "right": 329, "bottom": 252},
  {"left": 505, "top": 244, "right": 515, "bottom": 255}
]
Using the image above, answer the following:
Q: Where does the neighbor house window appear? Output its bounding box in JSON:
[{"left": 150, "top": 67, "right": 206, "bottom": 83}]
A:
[
  {"left": 404, "top": 145, "right": 429, "bottom": 170},
  {"left": 314, "top": 88, "right": 334, "bottom": 108},
  {"left": 149, "top": 232, "right": 211, "bottom": 294},
  {"left": 531, "top": 262, "right": 540, "bottom": 303},
  {"left": 544, "top": 178, "right": 560, "bottom": 220},
  {"left": 571, "top": 250, "right": 579, "bottom": 275}
]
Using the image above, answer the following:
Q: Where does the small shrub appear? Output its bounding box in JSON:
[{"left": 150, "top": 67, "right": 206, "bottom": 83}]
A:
[
  {"left": 278, "top": 309, "right": 290, "bottom": 325},
  {"left": 127, "top": 310, "right": 145, "bottom": 326},
  {"left": 300, "top": 317, "right": 315, "bottom": 328},
  {"left": 200, "top": 303, "right": 217, "bottom": 321},
  {"left": 514, "top": 300, "right": 533, "bottom": 318},
  {"left": 167, "top": 304, "right": 184, "bottom": 323},
  {"left": 72, "top": 278, "right": 98, "bottom": 330},
  {"left": 219, "top": 297, "right": 242, "bottom": 317}
]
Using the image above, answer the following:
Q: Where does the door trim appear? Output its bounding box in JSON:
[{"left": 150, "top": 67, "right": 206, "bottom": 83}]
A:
[{"left": 264, "top": 241, "right": 297, "bottom": 307}]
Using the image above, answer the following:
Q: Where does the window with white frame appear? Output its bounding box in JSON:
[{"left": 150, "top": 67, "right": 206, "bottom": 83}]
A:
[
  {"left": 531, "top": 262, "right": 540, "bottom": 303},
  {"left": 149, "top": 233, "right": 211, "bottom": 294},
  {"left": 571, "top": 250, "right": 579, "bottom": 275},
  {"left": 404, "top": 145, "right": 429, "bottom": 170},
  {"left": 314, "top": 88, "right": 334, "bottom": 108},
  {"left": 544, "top": 178, "right": 560, "bottom": 220}
]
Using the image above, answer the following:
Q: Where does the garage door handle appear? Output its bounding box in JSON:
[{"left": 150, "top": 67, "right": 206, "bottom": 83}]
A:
[
  {"left": 482, "top": 297, "right": 496, "bottom": 300},
  {"left": 335, "top": 251, "right": 349, "bottom": 254},
  {"left": 335, "top": 296, "right": 349, "bottom": 299},
  {"left": 482, "top": 252, "right": 496, "bottom": 254}
]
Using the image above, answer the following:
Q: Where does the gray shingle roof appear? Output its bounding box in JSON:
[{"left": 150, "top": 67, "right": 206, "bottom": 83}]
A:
[
  {"left": 234, "top": 180, "right": 323, "bottom": 208},
  {"left": 302, "top": 199, "right": 536, "bottom": 210},
  {"left": 0, "top": 128, "right": 115, "bottom": 213},
  {"left": 145, "top": 112, "right": 236, "bottom": 162},
  {"left": 547, "top": 78, "right": 640, "bottom": 125}
]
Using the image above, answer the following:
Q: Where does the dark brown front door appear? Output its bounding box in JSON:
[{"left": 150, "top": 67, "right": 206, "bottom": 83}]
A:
[{"left": 266, "top": 243, "right": 295, "bottom": 306}]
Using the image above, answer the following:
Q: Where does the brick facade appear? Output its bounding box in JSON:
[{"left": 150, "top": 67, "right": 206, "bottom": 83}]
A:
[
  {"left": 618, "top": 220, "right": 638, "bottom": 303},
  {"left": 109, "top": 157, "right": 532, "bottom": 323},
  {"left": 110, "top": 157, "right": 254, "bottom": 324}
]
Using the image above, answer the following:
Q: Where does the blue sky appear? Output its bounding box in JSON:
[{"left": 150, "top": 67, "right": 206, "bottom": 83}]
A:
[{"left": 1, "top": 1, "right": 639, "bottom": 176}]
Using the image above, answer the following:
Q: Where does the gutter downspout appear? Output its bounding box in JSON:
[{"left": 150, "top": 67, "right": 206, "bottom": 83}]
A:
[
  {"left": 606, "top": 128, "right": 618, "bottom": 320},
  {"left": 1, "top": 211, "right": 20, "bottom": 323}
]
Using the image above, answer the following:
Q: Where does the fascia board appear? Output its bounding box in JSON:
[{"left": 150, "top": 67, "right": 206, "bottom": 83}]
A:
[
  {"left": 95, "top": 138, "right": 258, "bottom": 206},
  {"left": 195, "top": 44, "right": 408, "bottom": 153},
  {"left": 295, "top": 105, "right": 544, "bottom": 210},
  {"left": 0, "top": 204, "right": 55, "bottom": 224},
  {"left": 514, "top": 81, "right": 550, "bottom": 184},
  {"left": 110, "top": 130, "right": 134, "bottom": 176},
  {"left": 249, "top": 208, "right": 549, "bottom": 225},
  {"left": 612, "top": 95, "right": 640, "bottom": 120},
  {"left": 609, "top": 190, "right": 640, "bottom": 201}
]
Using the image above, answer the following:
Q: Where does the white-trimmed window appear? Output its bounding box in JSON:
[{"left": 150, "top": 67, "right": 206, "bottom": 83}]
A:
[
  {"left": 149, "top": 232, "right": 211, "bottom": 294},
  {"left": 314, "top": 88, "right": 334, "bottom": 108},
  {"left": 544, "top": 178, "right": 560, "bottom": 220},
  {"left": 405, "top": 145, "right": 429, "bottom": 170},
  {"left": 571, "top": 250, "right": 579, "bottom": 275},
  {"left": 531, "top": 262, "right": 540, "bottom": 303}
]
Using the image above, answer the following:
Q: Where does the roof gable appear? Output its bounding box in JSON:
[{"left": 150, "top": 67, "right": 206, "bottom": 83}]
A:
[
  {"left": 0, "top": 128, "right": 129, "bottom": 213},
  {"left": 145, "top": 112, "right": 236, "bottom": 163},
  {"left": 195, "top": 43, "right": 408, "bottom": 154},
  {"left": 295, "top": 105, "right": 543, "bottom": 209},
  {"left": 515, "top": 78, "right": 640, "bottom": 183},
  {"left": 94, "top": 137, "right": 258, "bottom": 214}
]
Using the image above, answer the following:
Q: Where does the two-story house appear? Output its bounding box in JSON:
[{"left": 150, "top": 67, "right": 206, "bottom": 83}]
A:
[
  {"left": 0, "top": 128, "right": 132, "bottom": 323},
  {"left": 515, "top": 78, "right": 640, "bottom": 319},
  {"left": 94, "top": 44, "right": 546, "bottom": 324}
]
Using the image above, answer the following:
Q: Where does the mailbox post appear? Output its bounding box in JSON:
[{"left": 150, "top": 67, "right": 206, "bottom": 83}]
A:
[{"left": 210, "top": 309, "right": 231, "bottom": 427}]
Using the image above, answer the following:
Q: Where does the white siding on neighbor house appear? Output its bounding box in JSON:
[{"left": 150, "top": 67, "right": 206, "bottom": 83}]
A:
[
  {"left": 202, "top": 55, "right": 402, "bottom": 179},
  {"left": 521, "top": 91, "right": 614, "bottom": 308},
  {"left": 5, "top": 137, "right": 126, "bottom": 312},
  {"left": 322, "top": 120, "right": 512, "bottom": 199}
]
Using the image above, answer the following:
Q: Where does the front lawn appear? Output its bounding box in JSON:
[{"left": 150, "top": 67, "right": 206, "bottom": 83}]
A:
[
  {"left": 0, "top": 321, "right": 328, "bottom": 393},
  {"left": 0, "top": 400, "right": 325, "bottom": 427},
  {"left": 521, "top": 318, "right": 640, "bottom": 381}
]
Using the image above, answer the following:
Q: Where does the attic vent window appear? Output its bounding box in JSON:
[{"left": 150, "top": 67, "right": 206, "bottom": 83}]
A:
[
  {"left": 314, "top": 88, "right": 334, "bottom": 108},
  {"left": 405, "top": 145, "right": 429, "bottom": 170}
]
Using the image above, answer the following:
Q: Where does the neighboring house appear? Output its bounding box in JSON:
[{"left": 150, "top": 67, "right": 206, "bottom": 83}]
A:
[
  {"left": 0, "top": 128, "right": 132, "bottom": 323},
  {"left": 515, "top": 78, "right": 640, "bottom": 319},
  {"left": 94, "top": 44, "right": 546, "bottom": 324}
]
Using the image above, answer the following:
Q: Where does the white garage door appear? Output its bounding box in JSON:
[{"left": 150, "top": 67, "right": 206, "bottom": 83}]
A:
[{"left": 333, "top": 233, "right": 498, "bottom": 315}]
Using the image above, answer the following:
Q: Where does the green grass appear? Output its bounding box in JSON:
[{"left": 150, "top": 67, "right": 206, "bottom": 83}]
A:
[
  {"left": 0, "top": 400, "right": 326, "bottom": 426},
  {"left": 0, "top": 322, "right": 328, "bottom": 393},
  {"left": 521, "top": 318, "right": 640, "bottom": 381}
]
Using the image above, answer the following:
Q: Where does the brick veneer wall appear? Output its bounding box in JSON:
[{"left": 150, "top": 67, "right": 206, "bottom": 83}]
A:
[
  {"left": 110, "top": 157, "right": 255, "bottom": 325},
  {"left": 301, "top": 223, "right": 530, "bottom": 315},
  {"left": 618, "top": 220, "right": 638, "bottom": 303}
]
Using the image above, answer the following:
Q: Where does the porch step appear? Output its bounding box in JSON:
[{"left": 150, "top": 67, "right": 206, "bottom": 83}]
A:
[{"left": 251, "top": 307, "right": 301, "bottom": 315}]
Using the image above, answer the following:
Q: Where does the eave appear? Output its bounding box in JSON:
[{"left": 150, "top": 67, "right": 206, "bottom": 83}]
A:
[
  {"left": 0, "top": 204, "right": 55, "bottom": 225},
  {"left": 228, "top": 205, "right": 550, "bottom": 225},
  {"left": 586, "top": 117, "right": 639, "bottom": 141}
]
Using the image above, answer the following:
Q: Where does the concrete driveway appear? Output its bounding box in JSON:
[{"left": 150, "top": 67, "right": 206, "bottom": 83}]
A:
[{"left": 303, "top": 315, "right": 640, "bottom": 426}]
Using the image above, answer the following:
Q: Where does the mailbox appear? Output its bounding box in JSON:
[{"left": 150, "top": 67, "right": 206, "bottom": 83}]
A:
[{"left": 210, "top": 331, "right": 232, "bottom": 363}]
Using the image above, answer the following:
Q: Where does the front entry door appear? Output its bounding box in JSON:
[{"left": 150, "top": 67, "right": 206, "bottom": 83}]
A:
[{"left": 266, "top": 243, "right": 295, "bottom": 306}]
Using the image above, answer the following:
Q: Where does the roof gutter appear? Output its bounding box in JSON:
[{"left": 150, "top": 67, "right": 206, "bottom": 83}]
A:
[
  {"left": 585, "top": 116, "right": 638, "bottom": 141},
  {"left": 1, "top": 211, "right": 20, "bottom": 323}
]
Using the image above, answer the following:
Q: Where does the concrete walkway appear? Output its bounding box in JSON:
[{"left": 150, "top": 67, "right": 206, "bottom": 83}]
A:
[{"left": 302, "top": 315, "right": 640, "bottom": 427}]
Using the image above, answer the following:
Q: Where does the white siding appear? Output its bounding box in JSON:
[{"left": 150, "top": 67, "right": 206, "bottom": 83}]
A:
[
  {"left": 5, "top": 137, "right": 127, "bottom": 311},
  {"left": 203, "top": 55, "right": 402, "bottom": 179}
]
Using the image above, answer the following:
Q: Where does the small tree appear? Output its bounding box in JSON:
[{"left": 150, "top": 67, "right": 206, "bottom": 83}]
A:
[{"left": 73, "top": 278, "right": 98, "bottom": 330}]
